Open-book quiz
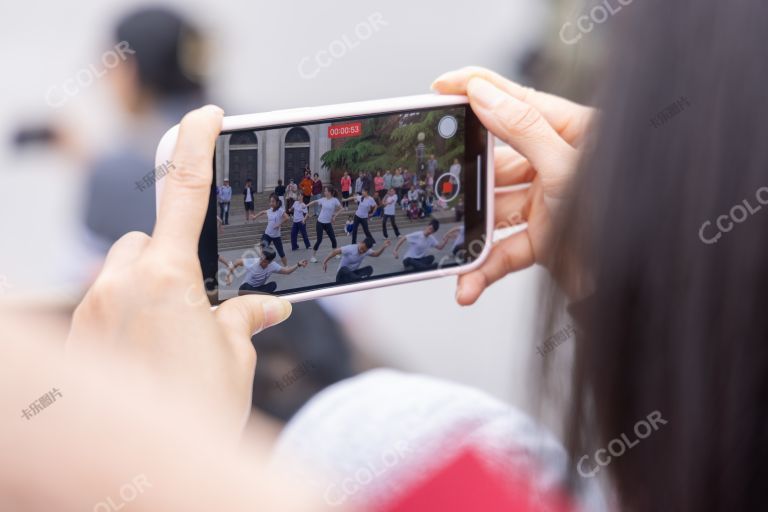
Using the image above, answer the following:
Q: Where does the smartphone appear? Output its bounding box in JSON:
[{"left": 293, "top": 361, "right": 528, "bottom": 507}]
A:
[{"left": 156, "top": 94, "right": 493, "bottom": 304}]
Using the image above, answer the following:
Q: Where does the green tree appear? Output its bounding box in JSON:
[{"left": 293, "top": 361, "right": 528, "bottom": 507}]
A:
[{"left": 321, "top": 108, "right": 466, "bottom": 178}]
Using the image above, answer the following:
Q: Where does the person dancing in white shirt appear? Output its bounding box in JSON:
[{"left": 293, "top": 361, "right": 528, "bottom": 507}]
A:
[
  {"left": 308, "top": 186, "right": 342, "bottom": 263},
  {"left": 251, "top": 194, "right": 290, "bottom": 266}
]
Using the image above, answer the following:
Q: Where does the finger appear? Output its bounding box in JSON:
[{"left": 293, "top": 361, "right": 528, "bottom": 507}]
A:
[
  {"left": 102, "top": 231, "right": 151, "bottom": 272},
  {"left": 215, "top": 295, "right": 292, "bottom": 339},
  {"left": 467, "top": 78, "right": 578, "bottom": 196},
  {"left": 494, "top": 146, "right": 535, "bottom": 187},
  {"left": 456, "top": 230, "right": 534, "bottom": 306},
  {"left": 152, "top": 105, "right": 224, "bottom": 257},
  {"left": 494, "top": 188, "right": 529, "bottom": 228},
  {"left": 432, "top": 66, "right": 593, "bottom": 145}
]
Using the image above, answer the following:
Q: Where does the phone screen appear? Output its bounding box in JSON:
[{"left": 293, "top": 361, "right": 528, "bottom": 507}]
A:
[{"left": 201, "top": 103, "right": 488, "bottom": 302}]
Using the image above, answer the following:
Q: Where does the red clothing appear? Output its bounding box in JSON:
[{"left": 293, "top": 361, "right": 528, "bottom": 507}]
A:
[
  {"left": 383, "top": 449, "right": 572, "bottom": 512},
  {"left": 374, "top": 176, "right": 385, "bottom": 191},
  {"left": 312, "top": 179, "right": 323, "bottom": 195},
  {"left": 299, "top": 177, "right": 313, "bottom": 197},
  {"left": 341, "top": 175, "right": 352, "bottom": 192}
]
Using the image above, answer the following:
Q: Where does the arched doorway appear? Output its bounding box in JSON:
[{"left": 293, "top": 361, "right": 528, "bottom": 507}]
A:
[
  {"left": 284, "top": 127, "right": 310, "bottom": 185},
  {"left": 228, "top": 131, "right": 258, "bottom": 192}
]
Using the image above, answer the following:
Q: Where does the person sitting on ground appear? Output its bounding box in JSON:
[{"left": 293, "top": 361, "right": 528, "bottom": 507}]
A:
[
  {"left": 393, "top": 219, "right": 456, "bottom": 271},
  {"left": 228, "top": 249, "right": 307, "bottom": 295},
  {"left": 323, "top": 237, "right": 391, "bottom": 283}
]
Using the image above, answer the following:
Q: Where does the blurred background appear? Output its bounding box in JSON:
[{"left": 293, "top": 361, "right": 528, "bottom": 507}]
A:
[{"left": 0, "top": 0, "right": 601, "bottom": 426}]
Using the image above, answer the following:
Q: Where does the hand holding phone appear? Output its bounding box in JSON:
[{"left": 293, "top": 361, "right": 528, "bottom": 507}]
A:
[
  {"left": 433, "top": 67, "right": 593, "bottom": 304},
  {"left": 71, "top": 106, "right": 292, "bottom": 434},
  {"left": 156, "top": 94, "right": 494, "bottom": 303}
]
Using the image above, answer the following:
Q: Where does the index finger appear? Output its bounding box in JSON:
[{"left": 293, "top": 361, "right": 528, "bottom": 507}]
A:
[
  {"left": 432, "top": 66, "right": 593, "bottom": 146},
  {"left": 152, "top": 105, "right": 224, "bottom": 256}
]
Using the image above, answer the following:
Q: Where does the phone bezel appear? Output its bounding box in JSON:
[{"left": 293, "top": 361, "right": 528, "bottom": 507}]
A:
[{"left": 156, "top": 94, "right": 494, "bottom": 303}]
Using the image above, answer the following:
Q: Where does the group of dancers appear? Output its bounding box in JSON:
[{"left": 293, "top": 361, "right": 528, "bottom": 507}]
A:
[{"left": 220, "top": 187, "right": 464, "bottom": 295}]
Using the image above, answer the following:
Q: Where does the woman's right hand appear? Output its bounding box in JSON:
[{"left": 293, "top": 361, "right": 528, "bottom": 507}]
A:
[{"left": 432, "top": 67, "right": 595, "bottom": 305}]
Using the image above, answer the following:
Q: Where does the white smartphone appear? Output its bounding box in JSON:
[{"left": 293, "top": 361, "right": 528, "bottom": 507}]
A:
[{"left": 156, "top": 94, "right": 494, "bottom": 304}]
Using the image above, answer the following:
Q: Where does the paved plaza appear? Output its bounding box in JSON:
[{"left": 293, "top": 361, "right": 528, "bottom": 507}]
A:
[{"left": 217, "top": 221, "right": 463, "bottom": 299}]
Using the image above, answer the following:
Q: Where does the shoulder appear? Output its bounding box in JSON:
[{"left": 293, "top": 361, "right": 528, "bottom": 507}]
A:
[{"left": 275, "top": 369, "right": 576, "bottom": 510}]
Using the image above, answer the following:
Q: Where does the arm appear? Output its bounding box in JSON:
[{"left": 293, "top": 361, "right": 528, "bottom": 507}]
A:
[
  {"left": 322, "top": 248, "right": 343, "bottom": 272},
  {"left": 331, "top": 203, "right": 342, "bottom": 222},
  {"left": 444, "top": 226, "right": 462, "bottom": 238},
  {"left": 393, "top": 236, "right": 407, "bottom": 258},
  {"left": 435, "top": 234, "right": 458, "bottom": 251},
  {"left": 251, "top": 210, "right": 267, "bottom": 221},
  {"left": 225, "top": 259, "right": 245, "bottom": 284},
  {"left": 370, "top": 240, "right": 392, "bottom": 257},
  {"left": 277, "top": 212, "right": 290, "bottom": 227},
  {"left": 277, "top": 260, "right": 308, "bottom": 275}
]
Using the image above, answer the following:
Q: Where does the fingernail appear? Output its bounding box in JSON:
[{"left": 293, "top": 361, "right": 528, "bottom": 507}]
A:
[
  {"left": 203, "top": 104, "right": 225, "bottom": 116},
  {"left": 468, "top": 78, "right": 505, "bottom": 110},
  {"left": 430, "top": 70, "right": 456, "bottom": 90},
  {"left": 262, "top": 298, "right": 292, "bottom": 327}
]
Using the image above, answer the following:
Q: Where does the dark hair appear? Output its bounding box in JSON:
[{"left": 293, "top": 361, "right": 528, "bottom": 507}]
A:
[
  {"left": 268, "top": 193, "right": 281, "bottom": 210},
  {"left": 313, "top": 173, "right": 319, "bottom": 178},
  {"left": 428, "top": 219, "right": 440, "bottom": 233},
  {"left": 278, "top": 179, "right": 283, "bottom": 185},
  {"left": 262, "top": 249, "right": 276, "bottom": 262},
  {"left": 245, "top": 179, "right": 252, "bottom": 184},
  {"left": 362, "top": 237, "right": 375, "bottom": 249},
  {"left": 540, "top": 1, "right": 768, "bottom": 510},
  {"left": 114, "top": 7, "right": 206, "bottom": 98}
]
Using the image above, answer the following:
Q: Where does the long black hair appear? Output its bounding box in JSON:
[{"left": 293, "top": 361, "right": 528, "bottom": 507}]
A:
[{"left": 543, "top": 1, "right": 768, "bottom": 510}]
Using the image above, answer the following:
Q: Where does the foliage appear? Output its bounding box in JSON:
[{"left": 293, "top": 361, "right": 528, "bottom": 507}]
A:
[{"left": 321, "top": 108, "right": 466, "bottom": 177}]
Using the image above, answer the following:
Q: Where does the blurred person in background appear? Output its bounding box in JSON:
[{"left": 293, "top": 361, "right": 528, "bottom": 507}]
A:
[
  {"left": 83, "top": 6, "right": 209, "bottom": 250},
  {"left": 218, "top": 178, "right": 232, "bottom": 225},
  {"left": 244, "top": 178, "right": 255, "bottom": 222},
  {"left": 311, "top": 172, "right": 323, "bottom": 216}
]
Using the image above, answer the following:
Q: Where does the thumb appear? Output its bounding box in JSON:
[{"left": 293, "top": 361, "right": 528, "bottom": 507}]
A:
[{"left": 215, "top": 295, "right": 292, "bottom": 338}]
